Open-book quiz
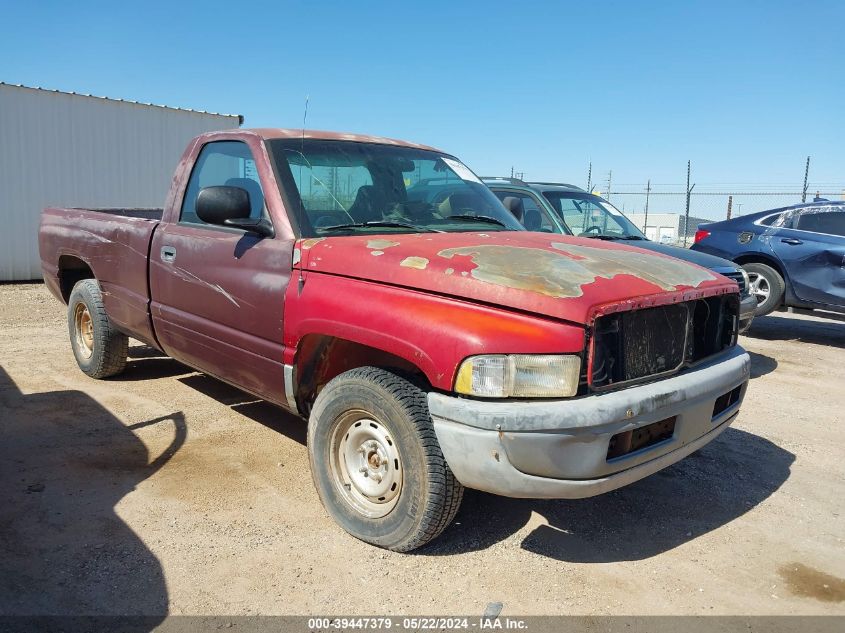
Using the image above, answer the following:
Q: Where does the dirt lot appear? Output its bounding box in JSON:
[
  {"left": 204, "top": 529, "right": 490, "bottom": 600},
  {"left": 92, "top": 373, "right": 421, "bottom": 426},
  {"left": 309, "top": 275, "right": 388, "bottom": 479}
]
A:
[{"left": 1, "top": 282, "right": 843, "bottom": 616}]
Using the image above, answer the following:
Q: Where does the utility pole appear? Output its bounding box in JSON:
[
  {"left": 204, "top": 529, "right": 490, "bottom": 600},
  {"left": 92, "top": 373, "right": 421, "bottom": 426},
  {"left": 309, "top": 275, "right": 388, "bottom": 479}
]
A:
[
  {"left": 737, "top": 203, "right": 743, "bottom": 216},
  {"left": 727, "top": 195, "right": 733, "bottom": 220},
  {"left": 643, "top": 179, "right": 651, "bottom": 233},
  {"left": 606, "top": 171, "right": 612, "bottom": 201},
  {"left": 586, "top": 162, "right": 592, "bottom": 191},
  {"left": 683, "top": 160, "right": 695, "bottom": 246},
  {"left": 801, "top": 156, "right": 811, "bottom": 202}
]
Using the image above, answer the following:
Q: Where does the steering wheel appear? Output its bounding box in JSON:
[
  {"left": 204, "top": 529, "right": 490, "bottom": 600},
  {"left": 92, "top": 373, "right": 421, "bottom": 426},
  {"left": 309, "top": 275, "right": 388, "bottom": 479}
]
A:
[{"left": 579, "top": 225, "right": 603, "bottom": 235}]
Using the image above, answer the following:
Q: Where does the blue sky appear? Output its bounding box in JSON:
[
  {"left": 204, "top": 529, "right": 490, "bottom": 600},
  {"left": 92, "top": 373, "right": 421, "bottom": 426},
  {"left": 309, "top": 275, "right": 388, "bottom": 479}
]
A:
[{"left": 2, "top": 0, "right": 843, "bottom": 203}]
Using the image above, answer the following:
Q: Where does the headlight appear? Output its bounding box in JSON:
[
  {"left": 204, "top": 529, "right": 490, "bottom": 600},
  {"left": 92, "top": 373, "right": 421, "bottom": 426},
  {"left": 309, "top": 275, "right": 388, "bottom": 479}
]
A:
[{"left": 454, "top": 354, "right": 581, "bottom": 398}]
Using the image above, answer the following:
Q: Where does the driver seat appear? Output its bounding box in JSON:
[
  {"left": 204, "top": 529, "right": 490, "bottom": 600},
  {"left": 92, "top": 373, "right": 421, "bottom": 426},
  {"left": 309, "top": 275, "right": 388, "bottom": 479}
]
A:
[
  {"left": 501, "top": 196, "right": 525, "bottom": 223},
  {"left": 349, "top": 185, "right": 389, "bottom": 222},
  {"left": 439, "top": 192, "right": 484, "bottom": 216}
]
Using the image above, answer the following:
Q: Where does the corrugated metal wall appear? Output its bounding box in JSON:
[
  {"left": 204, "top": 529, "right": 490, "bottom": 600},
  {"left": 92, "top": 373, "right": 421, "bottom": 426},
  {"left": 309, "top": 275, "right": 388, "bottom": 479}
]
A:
[{"left": 0, "top": 84, "right": 241, "bottom": 280}]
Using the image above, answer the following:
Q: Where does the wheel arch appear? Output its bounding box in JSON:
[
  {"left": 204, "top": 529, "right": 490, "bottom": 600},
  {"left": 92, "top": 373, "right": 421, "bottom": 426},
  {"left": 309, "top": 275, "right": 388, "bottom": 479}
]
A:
[
  {"left": 733, "top": 253, "right": 787, "bottom": 281},
  {"left": 292, "top": 334, "right": 432, "bottom": 415},
  {"left": 57, "top": 255, "right": 95, "bottom": 303}
]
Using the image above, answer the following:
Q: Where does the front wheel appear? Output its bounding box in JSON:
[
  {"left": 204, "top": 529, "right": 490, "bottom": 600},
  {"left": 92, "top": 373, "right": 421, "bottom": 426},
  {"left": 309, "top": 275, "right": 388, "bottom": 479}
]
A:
[
  {"left": 742, "top": 262, "right": 785, "bottom": 316},
  {"left": 307, "top": 367, "right": 463, "bottom": 552}
]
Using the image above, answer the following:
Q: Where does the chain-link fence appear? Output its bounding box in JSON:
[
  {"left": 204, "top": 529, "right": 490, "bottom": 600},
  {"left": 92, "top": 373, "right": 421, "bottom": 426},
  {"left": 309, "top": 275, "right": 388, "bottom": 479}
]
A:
[{"left": 593, "top": 187, "right": 845, "bottom": 246}]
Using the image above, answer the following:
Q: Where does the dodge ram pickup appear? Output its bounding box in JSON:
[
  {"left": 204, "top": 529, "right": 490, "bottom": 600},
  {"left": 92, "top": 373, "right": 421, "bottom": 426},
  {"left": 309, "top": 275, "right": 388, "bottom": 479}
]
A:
[{"left": 39, "top": 128, "right": 750, "bottom": 551}]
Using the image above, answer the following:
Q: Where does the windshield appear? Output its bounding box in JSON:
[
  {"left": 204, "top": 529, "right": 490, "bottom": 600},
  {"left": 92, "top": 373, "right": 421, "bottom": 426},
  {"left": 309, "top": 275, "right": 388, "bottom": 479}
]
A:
[
  {"left": 542, "top": 192, "right": 647, "bottom": 239},
  {"left": 268, "top": 139, "right": 524, "bottom": 237}
]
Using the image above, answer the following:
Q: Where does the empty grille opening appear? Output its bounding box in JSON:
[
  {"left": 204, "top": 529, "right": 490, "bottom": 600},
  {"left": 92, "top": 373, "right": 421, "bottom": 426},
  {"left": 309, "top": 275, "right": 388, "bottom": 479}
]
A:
[
  {"left": 713, "top": 385, "right": 742, "bottom": 418},
  {"left": 688, "top": 294, "right": 740, "bottom": 362},
  {"left": 621, "top": 304, "right": 688, "bottom": 381},
  {"left": 591, "top": 294, "right": 740, "bottom": 390},
  {"left": 607, "top": 416, "right": 677, "bottom": 460}
]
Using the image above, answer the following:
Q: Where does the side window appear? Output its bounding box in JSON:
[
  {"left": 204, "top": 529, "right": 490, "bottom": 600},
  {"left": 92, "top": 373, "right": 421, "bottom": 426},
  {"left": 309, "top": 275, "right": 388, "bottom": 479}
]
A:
[
  {"left": 759, "top": 213, "right": 784, "bottom": 227},
  {"left": 181, "top": 141, "right": 265, "bottom": 225},
  {"left": 794, "top": 208, "right": 845, "bottom": 237},
  {"left": 493, "top": 191, "right": 556, "bottom": 232}
]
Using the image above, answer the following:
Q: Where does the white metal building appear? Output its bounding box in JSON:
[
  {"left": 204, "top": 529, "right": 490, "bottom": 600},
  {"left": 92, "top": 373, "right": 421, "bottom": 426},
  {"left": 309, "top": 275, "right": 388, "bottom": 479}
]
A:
[
  {"left": 0, "top": 83, "right": 242, "bottom": 280},
  {"left": 625, "top": 212, "right": 713, "bottom": 245}
]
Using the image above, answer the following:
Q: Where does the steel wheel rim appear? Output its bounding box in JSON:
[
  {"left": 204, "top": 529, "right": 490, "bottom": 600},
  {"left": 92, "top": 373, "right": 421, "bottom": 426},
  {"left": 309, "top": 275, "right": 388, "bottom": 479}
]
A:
[
  {"left": 747, "top": 272, "right": 770, "bottom": 304},
  {"left": 73, "top": 302, "right": 94, "bottom": 359},
  {"left": 329, "top": 410, "right": 402, "bottom": 518}
]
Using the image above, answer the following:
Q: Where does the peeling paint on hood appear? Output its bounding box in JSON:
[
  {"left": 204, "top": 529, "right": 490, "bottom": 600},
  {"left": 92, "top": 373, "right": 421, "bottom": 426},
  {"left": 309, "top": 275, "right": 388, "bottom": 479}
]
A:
[
  {"left": 439, "top": 242, "right": 715, "bottom": 299},
  {"left": 297, "top": 232, "right": 736, "bottom": 324},
  {"left": 367, "top": 239, "right": 400, "bottom": 250}
]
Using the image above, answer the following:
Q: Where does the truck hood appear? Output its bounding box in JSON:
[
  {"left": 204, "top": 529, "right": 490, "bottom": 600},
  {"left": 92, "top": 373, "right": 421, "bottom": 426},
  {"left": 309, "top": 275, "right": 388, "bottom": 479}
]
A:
[{"left": 297, "top": 232, "right": 736, "bottom": 325}]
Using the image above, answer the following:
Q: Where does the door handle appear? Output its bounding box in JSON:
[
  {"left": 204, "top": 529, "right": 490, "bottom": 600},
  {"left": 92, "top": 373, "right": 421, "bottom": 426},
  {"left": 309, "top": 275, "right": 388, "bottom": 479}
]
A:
[
  {"left": 780, "top": 238, "right": 803, "bottom": 245},
  {"left": 160, "top": 246, "right": 176, "bottom": 263}
]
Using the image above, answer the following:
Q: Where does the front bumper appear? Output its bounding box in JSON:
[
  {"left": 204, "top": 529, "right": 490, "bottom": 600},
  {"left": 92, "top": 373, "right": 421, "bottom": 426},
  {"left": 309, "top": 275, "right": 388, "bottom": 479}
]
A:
[
  {"left": 739, "top": 293, "right": 757, "bottom": 333},
  {"left": 428, "top": 345, "right": 750, "bottom": 499}
]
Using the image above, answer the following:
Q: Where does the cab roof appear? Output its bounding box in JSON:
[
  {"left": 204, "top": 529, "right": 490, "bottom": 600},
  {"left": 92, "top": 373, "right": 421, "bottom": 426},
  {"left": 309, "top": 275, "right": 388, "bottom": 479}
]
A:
[{"left": 246, "top": 128, "right": 443, "bottom": 152}]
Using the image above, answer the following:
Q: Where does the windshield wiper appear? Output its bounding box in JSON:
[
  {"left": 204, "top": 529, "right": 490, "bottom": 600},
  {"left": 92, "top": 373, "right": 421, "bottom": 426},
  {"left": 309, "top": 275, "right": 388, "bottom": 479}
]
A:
[
  {"left": 582, "top": 234, "right": 645, "bottom": 241},
  {"left": 447, "top": 214, "right": 508, "bottom": 228},
  {"left": 320, "top": 220, "right": 442, "bottom": 233}
]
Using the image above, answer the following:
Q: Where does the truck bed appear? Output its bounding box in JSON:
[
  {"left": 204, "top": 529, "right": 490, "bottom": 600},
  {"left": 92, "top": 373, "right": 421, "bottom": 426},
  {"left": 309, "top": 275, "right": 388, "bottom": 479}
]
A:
[
  {"left": 39, "top": 206, "right": 162, "bottom": 346},
  {"left": 59, "top": 207, "right": 164, "bottom": 220}
]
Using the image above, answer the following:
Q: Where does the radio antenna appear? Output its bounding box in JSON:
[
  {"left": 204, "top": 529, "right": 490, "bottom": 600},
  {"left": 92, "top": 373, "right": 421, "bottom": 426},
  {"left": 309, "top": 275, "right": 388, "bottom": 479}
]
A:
[
  {"left": 300, "top": 94, "right": 308, "bottom": 230},
  {"left": 296, "top": 95, "right": 309, "bottom": 292}
]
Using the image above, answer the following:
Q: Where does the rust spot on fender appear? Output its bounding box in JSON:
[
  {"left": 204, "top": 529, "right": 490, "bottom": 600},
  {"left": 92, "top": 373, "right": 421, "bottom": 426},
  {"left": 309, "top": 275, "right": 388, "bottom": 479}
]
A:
[
  {"left": 400, "top": 256, "right": 429, "bottom": 270},
  {"left": 367, "top": 239, "right": 399, "bottom": 250},
  {"left": 438, "top": 243, "right": 717, "bottom": 299}
]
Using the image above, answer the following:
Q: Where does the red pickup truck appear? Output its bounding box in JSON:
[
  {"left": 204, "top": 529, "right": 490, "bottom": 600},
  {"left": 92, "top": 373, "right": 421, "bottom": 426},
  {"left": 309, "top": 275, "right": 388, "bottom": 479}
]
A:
[{"left": 39, "top": 128, "right": 750, "bottom": 551}]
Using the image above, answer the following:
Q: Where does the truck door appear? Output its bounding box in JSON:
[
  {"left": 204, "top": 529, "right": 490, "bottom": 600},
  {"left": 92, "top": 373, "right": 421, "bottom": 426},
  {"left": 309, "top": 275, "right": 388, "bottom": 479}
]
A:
[
  {"left": 769, "top": 205, "right": 845, "bottom": 307},
  {"left": 149, "top": 140, "right": 294, "bottom": 406}
]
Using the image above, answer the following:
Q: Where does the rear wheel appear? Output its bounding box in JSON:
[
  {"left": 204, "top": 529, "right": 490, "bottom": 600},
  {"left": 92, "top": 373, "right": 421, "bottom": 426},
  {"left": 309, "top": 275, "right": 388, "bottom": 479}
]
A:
[
  {"left": 307, "top": 367, "right": 463, "bottom": 552},
  {"left": 742, "top": 262, "right": 785, "bottom": 317},
  {"left": 68, "top": 279, "right": 128, "bottom": 378}
]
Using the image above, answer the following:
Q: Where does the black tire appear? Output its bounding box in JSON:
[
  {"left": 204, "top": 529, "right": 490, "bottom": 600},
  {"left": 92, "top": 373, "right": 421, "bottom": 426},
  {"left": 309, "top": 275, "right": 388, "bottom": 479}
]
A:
[
  {"left": 742, "top": 262, "right": 785, "bottom": 317},
  {"left": 67, "top": 279, "right": 128, "bottom": 378},
  {"left": 307, "top": 367, "right": 463, "bottom": 552}
]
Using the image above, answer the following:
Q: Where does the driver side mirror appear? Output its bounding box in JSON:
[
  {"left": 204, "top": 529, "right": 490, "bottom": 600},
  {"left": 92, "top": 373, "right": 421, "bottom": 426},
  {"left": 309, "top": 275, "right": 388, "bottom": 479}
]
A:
[{"left": 195, "top": 186, "right": 273, "bottom": 237}]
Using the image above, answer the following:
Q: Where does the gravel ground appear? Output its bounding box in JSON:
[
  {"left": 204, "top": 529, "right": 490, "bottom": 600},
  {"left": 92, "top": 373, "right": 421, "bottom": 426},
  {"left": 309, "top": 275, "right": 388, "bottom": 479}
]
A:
[{"left": 1, "top": 282, "right": 843, "bottom": 616}]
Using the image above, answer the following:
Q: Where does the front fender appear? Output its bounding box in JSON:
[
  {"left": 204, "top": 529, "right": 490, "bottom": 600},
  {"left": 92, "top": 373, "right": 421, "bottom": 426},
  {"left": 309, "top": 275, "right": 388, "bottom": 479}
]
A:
[{"left": 284, "top": 273, "right": 586, "bottom": 391}]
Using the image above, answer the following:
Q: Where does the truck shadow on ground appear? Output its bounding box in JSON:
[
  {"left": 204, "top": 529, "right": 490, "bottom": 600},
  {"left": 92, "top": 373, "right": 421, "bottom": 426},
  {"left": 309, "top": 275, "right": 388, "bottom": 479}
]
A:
[
  {"left": 178, "top": 373, "right": 307, "bottom": 445},
  {"left": 110, "top": 344, "right": 194, "bottom": 381},
  {"left": 424, "top": 428, "right": 794, "bottom": 562},
  {"left": 0, "top": 366, "right": 182, "bottom": 624},
  {"left": 747, "top": 351, "right": 778, "bottom": 379},
  {"left": 745, "top": 314, "right": 845, "bottom": 349}
]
